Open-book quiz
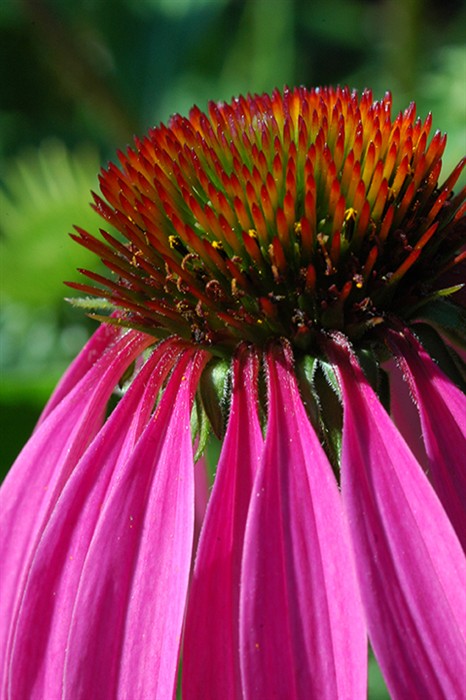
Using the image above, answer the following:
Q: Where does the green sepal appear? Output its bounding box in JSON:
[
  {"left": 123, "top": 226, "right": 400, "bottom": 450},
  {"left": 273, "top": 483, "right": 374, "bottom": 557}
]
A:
[
  {"left": 355, "top": 347, "right": 380, "bottom": 392},
  {"left": 407, "top": 298, "right": 466, "bottom": 351},
  {"left": 433, "top": 284, "right": 464, "bottom": 298},
  {"left": 402, "top": 285, "right": 464, "bottom": 320},
  {"left": 295, "top": 355, "right": 320, "bottom": 428},
  {"left": 411, "top": 322, "right": 466, "bottom": 393},
  {"left": 191, "top": 396, "right": 212, "bottom": 463},
  {"left": 318, "top": 359, "right": 341, "bottom": 400},
  {"left": 405, "top": 284, "right": 464, "bottom": 318},
  {"left": 66, "top": 296, "right": 116, "bottom": 311},
  {"left": 84, "top": 313, "right": 172, "bottom": 340},
  {"left": 203, "top": 434, "right": 222, "bottom": 484},
  {"left": 199, "top": 357, "right": 231, "bottom": 439},
  {"left": 296, "top": 354, "right": 343, "bottom": 471},
  {"left": 377, "top": 367, "right": 391, "bottom": 414},
  {"left": 355, "top": 346, "right": 391, "bottom": 411},
  {"left": 313, "top": 360, "right": 343, "bottom": 470}
]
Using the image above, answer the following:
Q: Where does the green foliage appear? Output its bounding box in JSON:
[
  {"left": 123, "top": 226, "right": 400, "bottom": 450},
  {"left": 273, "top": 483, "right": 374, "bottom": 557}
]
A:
[{"left": 0, "top": 139, "right": 102, "bottom": 306}]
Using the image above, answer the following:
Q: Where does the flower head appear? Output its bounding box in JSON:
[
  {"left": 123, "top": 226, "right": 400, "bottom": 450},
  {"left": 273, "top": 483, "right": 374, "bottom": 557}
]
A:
[
  {"left": 1, "top": 86, "right": 465, "bottom": 699},
  {"left": 71, "top": 87, "right": 464, "bottom": 352}
]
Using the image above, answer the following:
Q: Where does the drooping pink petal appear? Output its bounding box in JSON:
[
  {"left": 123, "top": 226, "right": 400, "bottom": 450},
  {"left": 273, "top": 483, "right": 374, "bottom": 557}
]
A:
[
  {"left": 388, "top": 328, "right": 466, "bottom": 550},
  {"left": 4, "top": 340, "right": 182, "bottom": 699},
  {"left": 330, "top": 335, "right": 466, "bottom": 699},
  {"left": 239, "top": 342, "right": 367, "bottom": 699},
  {"left": 183, "top": 347, "right": 263, "bottom": 699},
  {"left": 385, "top": 357, "right": 429, "bottom": 469},
  {"left": 36, "top": 322, "right": 123, "bottom": 426},
  {"left": 60, "top": 350, "right": 208, "bottom": 700},
  {"left": 0, "top": 329, "right": 153, "bottom": 686}
]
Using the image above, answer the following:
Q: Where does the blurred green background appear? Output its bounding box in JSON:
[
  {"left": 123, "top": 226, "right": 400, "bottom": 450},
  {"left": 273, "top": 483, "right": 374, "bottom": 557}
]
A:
[{"left": 1, "top": 1, "right": 465, "bottom": 695}]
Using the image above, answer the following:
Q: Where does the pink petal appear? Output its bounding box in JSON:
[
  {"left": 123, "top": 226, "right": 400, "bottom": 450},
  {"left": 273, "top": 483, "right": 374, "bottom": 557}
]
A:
[
  {"left": 239, "top": 343, "right": 367, "bottom": 699},
  {"left": 37, "top": 322, "right": 122, "bottom": 426},
  {"left": 0, "top": 329, "right": 152, "bottom": 687},
  {"left": 331, "top": 337, "right": 466, "bottom": 698},
  {"left": 182, "top": 347, "right": 263, "bottom": 699},
  {"left": 61, "top": 350, "right": 207, "bottom": 699},
  {"left": 386, "top": 357, "right": 429, "bottom": 469},
  {"left": 389, "top": 329, "right": 466, "bottom": 550},
  {"left": 5, "top": 340, "right": 182, "bottom": 699}
]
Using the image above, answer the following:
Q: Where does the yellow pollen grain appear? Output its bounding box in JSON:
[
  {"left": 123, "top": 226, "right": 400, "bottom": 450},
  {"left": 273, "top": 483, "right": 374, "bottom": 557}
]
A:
[
  {"left": 168, "top": 235, "right": 178, "bottom": 249},
  {"left": 344, "top": 207, "right": 357, "bottom": 222},
  {"left": 212, "top": 240, "right": 223, "bottom": 249},
  {"left": 294, "top": 221, "right": 302, "bottom": 234},
  {"left": 248, "top": 229, "right": 258, "bottom": 239}
]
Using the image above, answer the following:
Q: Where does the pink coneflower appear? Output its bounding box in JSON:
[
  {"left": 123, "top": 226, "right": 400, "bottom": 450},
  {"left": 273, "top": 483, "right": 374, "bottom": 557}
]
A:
[{"left": 1, "top": 86, "right": 465, "bottom": 699}]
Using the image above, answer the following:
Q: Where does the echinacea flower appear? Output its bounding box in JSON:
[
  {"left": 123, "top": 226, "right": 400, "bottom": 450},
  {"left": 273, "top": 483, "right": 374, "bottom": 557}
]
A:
[{"left": 1, "top": 86, "right": 465, "bottom": 699}]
